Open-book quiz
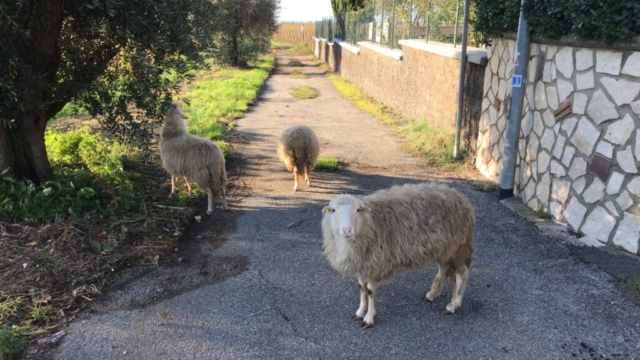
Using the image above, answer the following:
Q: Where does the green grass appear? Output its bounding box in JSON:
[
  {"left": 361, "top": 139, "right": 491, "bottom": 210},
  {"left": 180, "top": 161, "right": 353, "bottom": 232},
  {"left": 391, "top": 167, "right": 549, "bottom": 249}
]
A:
[
  {"left": 177, "top": 55, "right": 275, "bottom": 147},
  {"left": 327, "top": 72, "right": 469, "bottom": 169},
  {"left": 0, "top": 326, "right": 27, "bottom": 360},
  {"left": 618, "top": 274, "right": 640, "bottom": 297},
  {"left": 315, "top": 157, "right": 341, "bottom": 171},
  {"left": 290, "top": 86, "right": 318, "bottom": 99},
  {"left": 290, "top": 70, "right": 308, "bottom": 79},
  {"left": 271, "top": 41, "right": 313, "bottom": 55},
  {"left": 287, "top": 60, "right": 303, "bottom": 67}
]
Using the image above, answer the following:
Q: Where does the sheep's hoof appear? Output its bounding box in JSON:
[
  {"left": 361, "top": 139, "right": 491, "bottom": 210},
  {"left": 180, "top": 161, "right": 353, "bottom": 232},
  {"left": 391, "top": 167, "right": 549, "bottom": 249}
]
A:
[
  {"left": 352, "top": 314, "right": 363, "bottom": 321},
  {"left": 424, "top": 296, "right": 434, "bottom": 302},
  {"left": 207, "top": 209, "right": 213, "bottom": 215},
  {"left": 361, "top": 321, "right": 374, "bottom": 329},
  {"left": 443, "top": 307, "right": 456, "bottom": 315}
]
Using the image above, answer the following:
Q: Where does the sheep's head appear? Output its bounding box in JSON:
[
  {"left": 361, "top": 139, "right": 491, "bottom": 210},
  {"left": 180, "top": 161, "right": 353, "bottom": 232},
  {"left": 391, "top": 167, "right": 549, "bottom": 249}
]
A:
[{"left": 322, "top": 194, "right": 370, "bottom": 239}]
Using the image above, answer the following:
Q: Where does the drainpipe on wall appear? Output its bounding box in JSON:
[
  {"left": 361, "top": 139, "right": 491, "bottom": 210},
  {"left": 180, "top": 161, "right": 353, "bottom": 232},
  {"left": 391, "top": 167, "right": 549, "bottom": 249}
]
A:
[
  {"left": 453, "top": 0, "right": 470, "bottom": 159},
  {"left": 498, "top": 0, "right": 531, "bottom": 200}
]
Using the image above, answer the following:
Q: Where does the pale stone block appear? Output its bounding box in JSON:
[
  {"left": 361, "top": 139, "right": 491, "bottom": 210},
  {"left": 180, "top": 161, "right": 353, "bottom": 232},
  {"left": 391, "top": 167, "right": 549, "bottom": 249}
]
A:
[
  {"left": 538, "top": 151, "right": 551, "bottom": 173},
  {"left": 556, "top": 47, "right": 574, "bottom": 78},
  {"left": 547, "top": 45, "right": 557, "bottom": 60},
  {"left": 492, "top": 74, "right": 499, "bottom": 95},
  {"left": 557, "top": 79, "right": 574, "bottom": 104},
  {"left": 489, "top": 104, "right": 498, "bottom": 125},
  {"left": 596, "top": 141, "right": 614, "bottom": 159},
  {"left": 552, "top": 178, "right": 571, "bottom": 203},
  {"left": 490, "top": 125, "right": 500, "bottom": 144},
  {"left": 562, "top": 146, "right": 576, "bottom": 167},
  {"left": 569, "top": 157, "right": 587, "bottom": 179},
  {"left": 573, "top": 177, "right": 586, "bottom": 194},
  {"left": 596, "top": 51, "right": 622, "bottom": 75},
  {"left": 522, "top": 111, "right": 534, "bottom": 137},
  {"left": 533, "top": 111, "right": 544, "bottom": 137},
  {"left": 586, "top": 89, "right": 619, "bottom": 124},
  {"left": 550, "top": 159, "right": 567, "bottom": 177},
  {"left": 506, "top": 58, "right": 514, "bottom": 79},
  {"left": 606, "top": 172, "right": 625, "bottom": 195},
  {"left": 576, "top": 71, "right": 595, "bottom": 90},
  {"left": 616, "top": 190, "right": 633, "bottom": 211},
  {"left": 601, "top": 77, "right": 640, "bottom": 106},
  {"left": 526, "top": 85, "right": 535, "bottom": 111},
  {"left": 537, "top": 172, "right": 551, "bottom": 207},
  {"left": 575, "top": 48, "right": 593, "bottom": 71},
  {"left": 612, "top": 213, "right": 640, "bottom": 253},
  {"left": 561, "top": 117, "right": 578, "bottom": 136},
  {"left": 551, "top": 63, "right": 557, "bottom": 82},
  {"left": 490, "top": 46, "right": 500, "bottom": 73},
  {"left": 483, "top": 66, "right": 493, "bottom": 96},
  {"left": 605, "top": 201, "right": 619, "bottom": 217},
  {"left": 541, "top": 44, "right": 547, "bottom": 52},
  {"left": 527, "top": 197, "right": 539, "bottom": 210},
  {"left": 553, "top": 135, "right": 566, "bottom": 159},
  {"left": 553, "top": 122, "right": 561, "bottom": 136},
  {"left": 617, "top": 146, "right": 638, "bottom": 174},
  {"left": 482, "top": 98, "right": 491, "bottom": 112},
  {"left": 525, "top": 178, "right": 536, "bottom": 201},
  {"left": 531, "top": 160, "right": 538, "bottom": 181},
  {"left": 535, "top": 82, "right": 548, "bottom": 110},
  {"left": 541, "top": 128, "right": 556, "bottom": 151},
  {"left": 530, "top": 43, "right": 540, "bottom": 57},
  {"left": 572, "top": 93, "right": 588, "bottom": 114},
  {"left": 479, "top": 112, "right": 490, "bottom": 132},
  {"left": 563, "top": 196, "right": 587, "bottom": 230},
  {"left": 621, "top": 52, "right": 640, "bottom": 78},
  {"left": 627, "top": 177, "right": 640, "bottom": 195},
  {"left": 635, "top": 130, "right": 640, "bottom": 161},
  {"left": 542, "top": 109, "right": 555, "bottom": 127},
  {"left": 492, "top": 144, "right": 501, "bottom": 164},
  {"left": 632, "top": 100, "right": 640, "bottom": 116},
  {"left": 543, "top": 62, "right": 552, "bottom": 83},
  {"left": 497, "top": 115, "right": 507, "bottom": 133},
  {"left": 528, "top": 57, "right": 538, "bottom": 83},
  {"left": 550, "top": 201, "right": 563, "bottom": 220},
  {"left": 546, "top": 86, "right": 559, "bottom": 110},
  {"left": 604, "top": 114, "right": 635, "bottom": 146},
  {"left": 498, "top": 78, "right": 508, "bottom": 101},
  {"left": 527, "top": 136, "right": 539, "bottom": 162},
  {"left": 583, "top": 178, "right": 605, "bottom": 204},
  {"left": 581, "top": 206, "right": 616, "bottom": 243},
  {"left": 498, "top": 59, "right": 506, "bottom": 79},
  {"left": 569, "top": 119, "right": 599, "bottom": 156}
]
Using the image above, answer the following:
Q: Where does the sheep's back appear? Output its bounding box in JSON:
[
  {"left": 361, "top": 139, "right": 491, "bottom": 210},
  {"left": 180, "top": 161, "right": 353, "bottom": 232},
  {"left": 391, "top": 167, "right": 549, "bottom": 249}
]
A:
[
  {"left": 277, "top": 126, "right": 320, "bottom": 171},
  {"left": 159, "top": 134, "right": 226, "bottom": 189}
]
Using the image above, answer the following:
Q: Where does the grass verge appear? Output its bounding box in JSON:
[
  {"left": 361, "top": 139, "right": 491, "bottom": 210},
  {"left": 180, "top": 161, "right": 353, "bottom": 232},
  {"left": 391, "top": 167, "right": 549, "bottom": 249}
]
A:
[
  {"left": 315, "top": 157, "right": 342, "bottom": 171},
  {"left": 271, "top": 41, "right": 313, "bottom": 55},
  {"left": 0, "top": 54, "right": 275, "bottom": 358},
  {"left": 290, "top": 86, "right": 318, "bottom": 99},
  {"left": 290, "top": 70, "right": 308, "bottom": 79},
  {"left": 326, "top": 72, "right": 470, "bottom": 170}
]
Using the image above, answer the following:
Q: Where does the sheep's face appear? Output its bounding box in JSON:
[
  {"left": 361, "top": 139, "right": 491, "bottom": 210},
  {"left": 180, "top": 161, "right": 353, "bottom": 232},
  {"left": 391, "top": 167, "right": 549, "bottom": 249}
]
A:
[{"left": 323, "top": 195, "right": 369, "bottom": 239}]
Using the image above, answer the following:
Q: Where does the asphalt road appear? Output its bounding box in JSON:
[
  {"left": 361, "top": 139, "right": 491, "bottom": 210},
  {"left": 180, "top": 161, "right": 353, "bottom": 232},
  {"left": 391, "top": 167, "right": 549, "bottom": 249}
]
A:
[{"left": 51, "top": 52, "right": 640, "bottom": 360}]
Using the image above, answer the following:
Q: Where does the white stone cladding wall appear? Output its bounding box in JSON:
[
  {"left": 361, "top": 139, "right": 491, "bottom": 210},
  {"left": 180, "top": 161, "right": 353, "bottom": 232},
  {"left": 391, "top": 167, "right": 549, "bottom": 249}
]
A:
[{"left": 476, "top": 38, "right": 640, "bottom": 255}]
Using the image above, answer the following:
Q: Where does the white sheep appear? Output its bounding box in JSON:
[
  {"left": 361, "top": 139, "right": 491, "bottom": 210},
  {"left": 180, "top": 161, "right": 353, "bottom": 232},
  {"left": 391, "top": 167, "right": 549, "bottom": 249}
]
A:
[
  {"left": 322, "top": 182, "right": 475, "bottom": 328},
  {"left": 160, "top": 104, "right": 228, "bottom": 214},
  {"left": 277, "top": 125, "right": 320, "bottom": 191}
]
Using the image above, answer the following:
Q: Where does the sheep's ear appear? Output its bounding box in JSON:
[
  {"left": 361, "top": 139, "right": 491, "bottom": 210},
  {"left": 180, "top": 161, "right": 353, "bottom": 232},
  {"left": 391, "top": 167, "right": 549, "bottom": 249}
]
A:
[{"left": 322, "top": 206, "right": 331, "bottom": 213}]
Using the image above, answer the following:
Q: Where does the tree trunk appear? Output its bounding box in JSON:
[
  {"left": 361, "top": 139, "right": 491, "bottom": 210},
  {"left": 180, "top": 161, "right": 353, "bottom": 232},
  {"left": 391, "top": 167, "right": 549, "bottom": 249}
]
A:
[
  {"left": 231, "top": 20, "right": 240, "bottom": 67},
  {"left": 0, "top": 113, "right": 52, "bottom": 184}
]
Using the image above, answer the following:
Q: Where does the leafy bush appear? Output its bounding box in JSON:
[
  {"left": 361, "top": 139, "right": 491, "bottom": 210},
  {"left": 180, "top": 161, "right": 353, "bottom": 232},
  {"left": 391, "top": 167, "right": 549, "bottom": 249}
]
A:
[
  {"left": 0, "top": 326, "right": 27, "bottom": 360},
  {"left": 472, "top": 0, "right": 640, "bottom": 44},
  {"left": 0, "top": 128, "right": 140, "bottom": 222}
]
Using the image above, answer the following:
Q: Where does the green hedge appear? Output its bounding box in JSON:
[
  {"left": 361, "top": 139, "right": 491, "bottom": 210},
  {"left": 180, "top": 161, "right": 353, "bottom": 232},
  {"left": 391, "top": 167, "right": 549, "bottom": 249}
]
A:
[{"left": 472, "top": 0, "right": 640, "bottom": 44}]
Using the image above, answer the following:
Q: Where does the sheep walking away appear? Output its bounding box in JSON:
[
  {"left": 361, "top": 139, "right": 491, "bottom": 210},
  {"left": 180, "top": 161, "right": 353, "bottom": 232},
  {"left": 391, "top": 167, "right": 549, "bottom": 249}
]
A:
[
  {"left": 277, "top": 125, "right": 320, "bottom": 191},
  {"left": 160, "top": 104, "right": 228, "bottom": 215},
  {"left": 322, "top": 182, "right": 475, "bottom": 328}
]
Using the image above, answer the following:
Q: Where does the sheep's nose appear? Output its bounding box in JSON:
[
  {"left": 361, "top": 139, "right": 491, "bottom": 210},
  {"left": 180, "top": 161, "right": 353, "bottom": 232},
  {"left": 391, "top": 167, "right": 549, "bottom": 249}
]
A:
[{"left": 342, "top": 227, "right": 353, "bottom": 238}]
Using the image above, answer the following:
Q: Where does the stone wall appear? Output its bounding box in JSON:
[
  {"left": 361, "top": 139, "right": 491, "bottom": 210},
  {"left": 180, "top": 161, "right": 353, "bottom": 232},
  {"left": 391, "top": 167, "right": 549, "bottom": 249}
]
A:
[
  {"left": 476, "top": 37, "right": 640, "bottom": 255},
  {"left": 313, "top": 38, "right": 486, "bottom": 155}
]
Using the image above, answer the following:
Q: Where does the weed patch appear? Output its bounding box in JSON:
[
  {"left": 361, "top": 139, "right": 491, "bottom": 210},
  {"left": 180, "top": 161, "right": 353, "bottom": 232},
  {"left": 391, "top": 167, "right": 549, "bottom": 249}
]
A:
[
  {"left": 287, "top": 60, "right": 303, "bottom": 67},
  {"left": 618, "top": 274, "right": 640, "bottom": 297},
  {"left": 315, "top": 157, "right": 341, "bottom": 171},
  {"left": 290, "top": 71, "right": 308, "bottom": 79},
  {"left": 290, "top": 86, "right": 318, "bottom": 99}
]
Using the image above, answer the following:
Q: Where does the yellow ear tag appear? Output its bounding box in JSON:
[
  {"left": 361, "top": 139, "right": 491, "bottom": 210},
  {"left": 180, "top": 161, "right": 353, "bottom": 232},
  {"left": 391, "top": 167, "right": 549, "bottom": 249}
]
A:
[
  {"left": 361, "top": 206, "right": 370, "bottom": 212},
  {"left": 322, "top": 207, "right": 331, "bottom": 213}
]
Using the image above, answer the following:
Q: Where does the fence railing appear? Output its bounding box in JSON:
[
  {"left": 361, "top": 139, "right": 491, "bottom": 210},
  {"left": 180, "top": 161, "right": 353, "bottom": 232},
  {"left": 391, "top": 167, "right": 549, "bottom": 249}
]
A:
[{"left": 315, "top": 0, "right": 481, "bottom": 50}]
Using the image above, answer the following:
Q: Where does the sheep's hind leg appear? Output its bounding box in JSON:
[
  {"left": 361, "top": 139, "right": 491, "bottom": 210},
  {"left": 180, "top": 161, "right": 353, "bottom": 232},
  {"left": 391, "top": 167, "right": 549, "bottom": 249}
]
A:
[
  {"left": 352, "top": 278, "right": 368, "bottom": 321},
  {"left": 362, "top": 282, "right": 377, "bottom": 328},
  {"left": 304, "top": 165, "right": 310, "bottom": 187},
  {"left": 292, "top": 167, "right": 299, "bottom": 191},
  {"left": 445, "top": 266, "right": 469, "bottom": 314},
  {"left": 184, "top": 177, "right": 192, "bottom": 196},
  {"left": 426, "top": 262, "right": 450, "bottom": 302},
  {"left": 169, "top": 176, "right": 177, "bottom": 197},
  {"left": 220, "top": 186, "right": 228, "bottom": 211}
]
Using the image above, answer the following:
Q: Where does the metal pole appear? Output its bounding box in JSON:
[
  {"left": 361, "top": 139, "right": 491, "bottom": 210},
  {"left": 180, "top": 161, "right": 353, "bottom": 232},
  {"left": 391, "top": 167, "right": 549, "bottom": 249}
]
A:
[
  {"left": 453, "top": 0, "right": 460, "bottom": 48},
  {"left": 409, "top": 0, "right": 413, "bottom": 39},
  {"left": 381, "top": 0, "right": 385, "bottom": 45},
  {"left": 425, "top": 0, "right": 431, "bottom": 42},
  {"left": 371, "top": 0, "right": 376, "bottom": 42},
  {"left": 391, "top": 0, "right": 396, "bottom": 48},
  {"left": 453, "top": 0, "right": 470, "bottom": 159},
  {"left": 498, "top": 0, "right": 531, "bottom": 200}
]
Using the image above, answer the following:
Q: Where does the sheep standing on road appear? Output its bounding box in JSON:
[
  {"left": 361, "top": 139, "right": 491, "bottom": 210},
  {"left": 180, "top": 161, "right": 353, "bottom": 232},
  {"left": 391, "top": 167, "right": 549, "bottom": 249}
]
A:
[
  {"left": 160, "top": 104, "right": 228, "bottom": 215},
  {"left": 277, "top": 125, "right": 320, "bottom": 191},
  {"left": 322, "top": 182, "right": 475, "bottom": 328}
]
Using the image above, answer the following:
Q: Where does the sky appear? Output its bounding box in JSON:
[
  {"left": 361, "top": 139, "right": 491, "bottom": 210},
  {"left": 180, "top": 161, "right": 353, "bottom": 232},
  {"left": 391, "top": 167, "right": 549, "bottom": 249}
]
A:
[{"left": 277, "top": 0, "right": 334, "bottom": 22}]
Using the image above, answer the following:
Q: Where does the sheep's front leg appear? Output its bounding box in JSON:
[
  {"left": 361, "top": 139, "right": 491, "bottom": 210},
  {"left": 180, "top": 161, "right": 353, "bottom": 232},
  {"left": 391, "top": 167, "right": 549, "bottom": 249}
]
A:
[
  {"left": 220, "top": 187, "right": 228, "bottom": 211},
  {"left": 362, "top": 282, "right": 377, "bottom": 328},
  {"left": 352, "top": 278, "right": 368, "bottom": 321},
  {"left": 170, "top": 176, "right": 177, "bottom": 196},
  {"left": 205, "top": 188, "right": 214, "bottom": 215},
  {"left": 304, "top": 165, "right": 310, "bottom": 187}
]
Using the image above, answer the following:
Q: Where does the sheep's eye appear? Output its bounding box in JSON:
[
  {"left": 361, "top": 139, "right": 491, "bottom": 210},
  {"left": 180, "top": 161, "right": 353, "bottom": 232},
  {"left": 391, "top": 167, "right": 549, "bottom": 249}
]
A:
[
  {"left": 331, "top": 208, "right": 335, "bottom": 213},
  {"left": 356, "top": 208, "right": 361, "bottom": 212}
]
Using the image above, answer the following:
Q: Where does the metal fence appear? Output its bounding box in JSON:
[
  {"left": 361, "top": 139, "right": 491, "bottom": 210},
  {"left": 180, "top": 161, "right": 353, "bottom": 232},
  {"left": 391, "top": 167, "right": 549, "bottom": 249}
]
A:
[{"left": 315, "top": 0, "right": 480, "bottom": 50}]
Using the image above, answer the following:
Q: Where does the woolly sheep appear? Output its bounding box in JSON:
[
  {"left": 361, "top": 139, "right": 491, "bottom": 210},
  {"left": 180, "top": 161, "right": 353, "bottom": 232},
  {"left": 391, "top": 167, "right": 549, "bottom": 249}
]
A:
[
  {"left": 277, "top": 125, "right": 320, "bottom": 191},
  {"left": 160, "top": 104, "right": 228, "bottom": 214},
  {"left": 321, "top": 182, "right": 475, "bottom": 328}
]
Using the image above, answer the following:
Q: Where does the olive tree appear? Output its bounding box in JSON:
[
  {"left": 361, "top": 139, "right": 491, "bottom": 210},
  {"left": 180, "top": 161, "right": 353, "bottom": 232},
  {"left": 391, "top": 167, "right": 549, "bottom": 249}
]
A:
[{"left": 0, "top": 0, "right": 219, "bottom": 184}]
